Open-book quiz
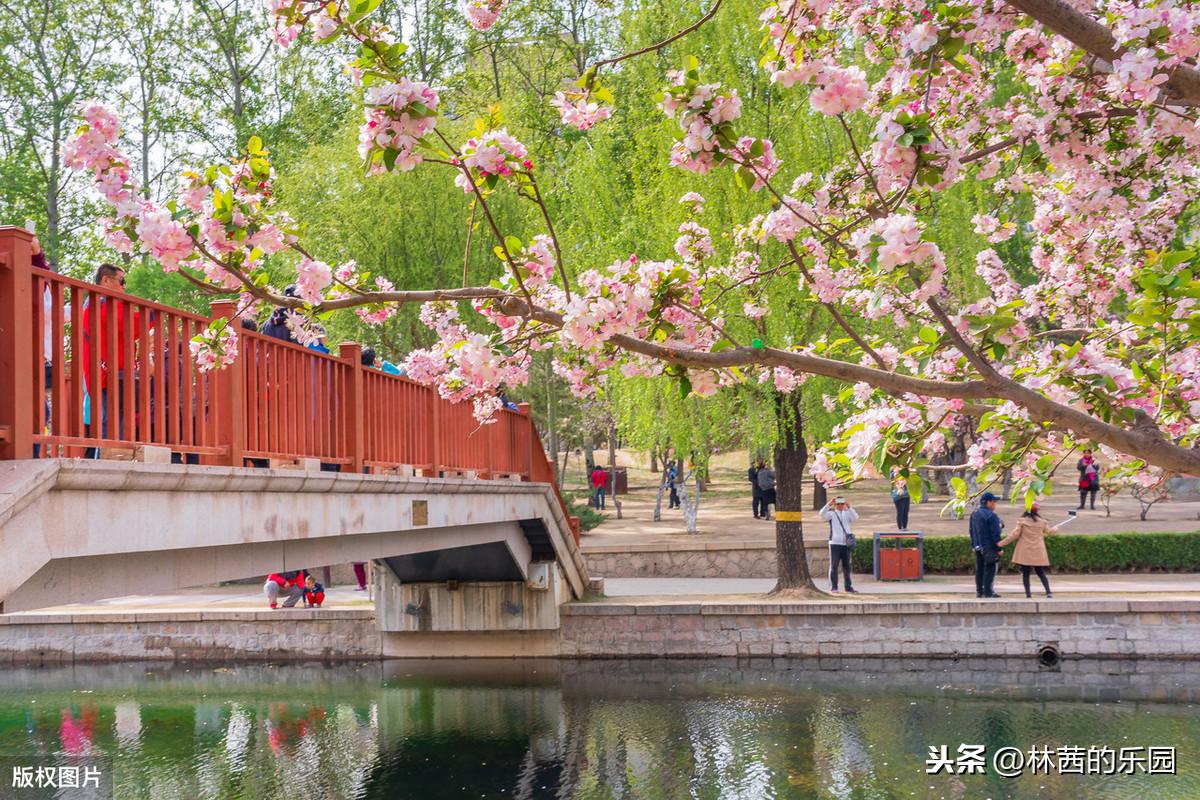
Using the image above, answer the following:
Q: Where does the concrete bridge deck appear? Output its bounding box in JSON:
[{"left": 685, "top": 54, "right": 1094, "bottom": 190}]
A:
[{"left": 0, "top": 458, "right": 588, "bottom": 613}]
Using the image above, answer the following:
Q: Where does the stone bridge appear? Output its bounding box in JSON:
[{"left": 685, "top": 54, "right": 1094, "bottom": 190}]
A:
[{"left": 0, "top": 226, "right": 588, "bottom": 637}]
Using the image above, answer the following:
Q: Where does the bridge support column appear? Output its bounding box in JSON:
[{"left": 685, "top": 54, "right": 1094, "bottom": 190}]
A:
[{"left": 374, "top": 559, "right": 566, "bottom": 636}]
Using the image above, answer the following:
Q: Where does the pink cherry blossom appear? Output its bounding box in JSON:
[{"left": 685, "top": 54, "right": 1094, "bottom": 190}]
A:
[{"left": 810, "top": 66, "right": 869, "bottom": 115}]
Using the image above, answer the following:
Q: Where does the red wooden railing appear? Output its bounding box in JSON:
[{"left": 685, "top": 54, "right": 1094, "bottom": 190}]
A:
[{"left": 0, "top": 227, "right": 579, "bottom": 540}]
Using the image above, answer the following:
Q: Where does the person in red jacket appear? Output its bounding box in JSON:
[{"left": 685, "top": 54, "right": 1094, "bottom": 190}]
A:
[
  {"left": 80, "top": 263, "right": 143, "bottom": 444},
  {"left": 590, "top": 465, "right": 608, "bottom": 510},
  {"left": 263, "top": 570, "right": 305, "bottom": 609}
]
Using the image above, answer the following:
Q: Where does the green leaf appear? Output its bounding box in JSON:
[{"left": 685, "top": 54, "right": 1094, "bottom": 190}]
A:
[
  {"left": 593, "top": 86, "right": 614, "bottom": 104},
  {"left": 246, "top": 135, "right": 264, "bottom": 155},
  {"left": 504, "top": 235, "right": 523, "bottom": 255},
  {"left": 918, "top": 326, "right": 939, "bottom": 345},
  {"left": 349, "top": 0, "right": 383, "bottom": 21},
  {"left": 949, "top": 476, "right": 967, "bottom": 499},
  {"left": 908, "top": 472, "right": 923, "bottom": 505}
]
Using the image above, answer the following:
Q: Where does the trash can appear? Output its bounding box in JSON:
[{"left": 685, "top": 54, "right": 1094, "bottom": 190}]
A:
[
  {"left": 611, "top": 468, "right": 628, "bottom": 495},
  {"left": 873, "top": 532, "right": 924, "bottom": 581}
]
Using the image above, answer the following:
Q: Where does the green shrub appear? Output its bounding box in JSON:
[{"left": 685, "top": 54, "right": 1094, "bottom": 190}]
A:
[
  {"left": 851, "top": 532, "right": 1200, "bottom": 574},
  {"left": 566, "top": 495, "right": 605, "bottom": 532}
]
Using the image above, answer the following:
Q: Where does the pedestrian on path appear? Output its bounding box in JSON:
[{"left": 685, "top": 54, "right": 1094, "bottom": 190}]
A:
[
  {"left": 749, "top": 461, "right": 764, "bottom": 519},
  {"left": 820, "top": 496, "right": 859, "bottom": 594},
  {"left": 667, "top": 460, "right": 681, "bottom": 509},
  {"left": 756, "top": 463, "right": 776, "bottom": 520},
  {"left": 999, "top": 503, "right": 1059, "bottom": 599},
  {"left": 891, "top": 475, "right": 910, "bottom": 530},
  {"left": 590, "top": 465, "right": 608, "bottom": 510},
  {"left": 969, "top": 492, "right": 1004, "bottom": 598},
  {"left": 352, "top": 562, "right": 368, "bottom": 591},
  {"left": 1077, "top": 449, "right": 1101, "bottom": 510}
]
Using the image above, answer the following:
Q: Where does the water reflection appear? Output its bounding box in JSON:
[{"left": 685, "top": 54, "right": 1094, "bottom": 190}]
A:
[{"left": 0, "top": 658, "right": 1197, "bottom": 799}]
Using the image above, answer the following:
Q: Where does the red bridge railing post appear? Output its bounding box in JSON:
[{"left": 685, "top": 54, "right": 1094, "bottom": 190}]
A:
[
  {"left": 425, "top": 388, "right": 442, "bottom": 478},
  {"left": 339, "top": 342, "right": 364, "bottom": 474},
  {"left": 517, "top": 402, "right": 534, "bottom": 480},
  {"left": 0, "top": 227, "right": 35, "bottom": 460},
  {"left": 209, "top": 300, "right": 243, "bottom": 466}
]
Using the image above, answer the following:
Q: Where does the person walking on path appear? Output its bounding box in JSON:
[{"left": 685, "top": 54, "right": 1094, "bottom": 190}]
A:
[
  {"left": 820, "top": 496, "right": 859, "bottom": 593},
  {"left": 749, "top": 461, "right": 764, "bottom": 519},
  {"left": 969, "top": 492, "right": 1004, "bottom": 598},
  {"left": 352, "top": 562, "right": 368, "bottom": 591},
  {"left": 590, "top": 465, "right": 608, "bottom": 510},
  {"left": 999, "top": 502, "right": 1059, "bottom": 599},
  {"left": 667, "top": 460, "right": 681, "bottom": 509},
  {"left": 1076, "top": 449, "right": 1101, "bottom": 510},
  {"left": 891, "top": 475, "right": 911, "bottom": 530},
  {"left": 756, "top": 463, "right": 777, "bottom": 521}
]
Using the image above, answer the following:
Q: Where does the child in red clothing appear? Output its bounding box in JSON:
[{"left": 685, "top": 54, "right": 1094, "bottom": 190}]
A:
[{"left": 303, "top": 574, "right": 325, "bottom": 608}]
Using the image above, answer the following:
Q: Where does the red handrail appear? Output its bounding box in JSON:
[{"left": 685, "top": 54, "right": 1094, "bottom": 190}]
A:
[{"left": 0, "top": 227, "right": 580, "bottom": 542}]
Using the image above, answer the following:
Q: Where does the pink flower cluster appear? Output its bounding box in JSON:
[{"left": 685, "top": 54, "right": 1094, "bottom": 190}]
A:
[
  {"left": 971, "top": 213, "right": 1016, "bottom": 243},
  {"left": 295, "top": 257, "right": 332, "bottom": 303},
  {"left": 64, "top": 102, "right": 195, "bottom": 271},
  {"left": 658, "top": 71, "right": 742, "bottom": 174},
  {"left": 1108, "top": 48, "right": 1170, "bottom": 103},
  {"left": 550, "top": 90, "right": 612, "bottom": 131},
  {"left": 403, "top": 302, "right": 530, "bottom": 422},
  {"left": 359, "top": 79, "right": 440, "bottom": 174},
  {"left": 729, "top": 137, "right": 781, "bottom": 191},
  {"left": 673, "top": 221, "right": 714, "bottom": 264},
  {"left": 810, "top": 66, "right": 869, "bottom": 116},
  {"left": 454, "top": 129, "right": 530, "bottom": 193},
  {"left": 465, "top": 0, "right": 508, "bottom": 31},
  {"left": 189, "top": 321, "right": 240, "bottom": 372}
]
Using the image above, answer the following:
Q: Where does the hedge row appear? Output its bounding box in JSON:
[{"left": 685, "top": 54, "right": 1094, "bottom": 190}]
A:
[{"left": 850, "top": 532, "right": 1200, "bottom": 574}]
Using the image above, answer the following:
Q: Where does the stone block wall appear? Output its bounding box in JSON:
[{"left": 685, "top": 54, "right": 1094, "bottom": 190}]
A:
[
  {"left": 584, "top": 543, "right": 832, "bottom": 578},
  {"left": 0, "top": 610, "right": 381, "bottom": 664},
  {"left": 559, "top": 599, "right": 1200, "bottom": 660}
]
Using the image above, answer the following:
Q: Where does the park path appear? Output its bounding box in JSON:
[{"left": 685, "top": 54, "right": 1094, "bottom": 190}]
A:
[
  {"left": 12, "top": 574, "right": 1198, "bottom": 615},
  {"left": 581, "top": 476, "right": 1200, "bottom": 551}
]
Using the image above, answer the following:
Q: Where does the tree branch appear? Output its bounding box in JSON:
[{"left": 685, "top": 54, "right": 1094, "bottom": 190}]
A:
[{"left": 1004, "top": 0, "right": 1200, "bottom": 106}]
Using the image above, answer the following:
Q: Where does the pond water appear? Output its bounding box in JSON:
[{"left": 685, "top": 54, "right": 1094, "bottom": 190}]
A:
[{"left": 0, "top": 658, "right": 1197, "bottom": 799}]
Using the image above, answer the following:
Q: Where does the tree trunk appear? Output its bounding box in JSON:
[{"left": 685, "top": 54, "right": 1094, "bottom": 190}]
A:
[
  {"left": 652, "top": 450, "right": 669, "bottom": 523},
  {"left": 607, "top": 423, "right": 622, "bottom": 520},
  {"left": 650, "top": 446, "right": 658, "bottom": 474},
  {"left": 773, "top": 392, "right": 815, "bottom": 592},
  {"left": 677, "top": 470, "right": 700, "bottom": 533},
  {"left": 812, "top": 478, "right": 827, "bottom": 510}
]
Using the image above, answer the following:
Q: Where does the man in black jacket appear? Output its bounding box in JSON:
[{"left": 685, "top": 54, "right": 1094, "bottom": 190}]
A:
[
  {"left": 261, "top": 284, "right": 299, "bottom": 342},
  {"left": 749, "top": 462, "right": 763, "bottom": 519},
  {"left": 969, "top": 492, "right": 1004, "bottom": 598}
]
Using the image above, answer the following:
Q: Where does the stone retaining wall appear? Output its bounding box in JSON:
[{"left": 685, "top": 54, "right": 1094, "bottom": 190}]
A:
[
  {"left": 559, "top": 599, "right": 1200, "bottom": 660},
  {"left": 583, "top": 543, "right": 829, "bottom": 579},
  {"left": 6, "top": 599, "right": 1200, "bottom": 662},
  {"left": 0, "top": 610, "right": 380, "bottom": 663}
]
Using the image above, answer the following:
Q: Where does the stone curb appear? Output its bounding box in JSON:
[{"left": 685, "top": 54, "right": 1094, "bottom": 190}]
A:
[{"left": 563, "top": 598, "right": 1200, "bottom": 616}]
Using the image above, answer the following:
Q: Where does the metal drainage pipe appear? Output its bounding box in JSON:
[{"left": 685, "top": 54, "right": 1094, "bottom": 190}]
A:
[{"left": 1037, "top": 644, "right": 1062, "bottom": 668}]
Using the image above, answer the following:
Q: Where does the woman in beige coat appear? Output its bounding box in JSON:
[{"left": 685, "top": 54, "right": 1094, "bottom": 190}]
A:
[{"left": 999, "top": 503, "right": 1058, "bottom": 598}]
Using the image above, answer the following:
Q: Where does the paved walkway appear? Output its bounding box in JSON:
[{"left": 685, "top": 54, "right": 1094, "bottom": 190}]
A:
[
  {"left": 8, "top": 574, "right": 1197, "bottom": 616},
  {"left": 581, "top": 476, "right": 1200, "bottom": 550},
  {"left": 8, "top": 585, "right": 375, "bottom": 615},
  {"left": 602, "top": 573, "right": 1200, "bottom": 600}
]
